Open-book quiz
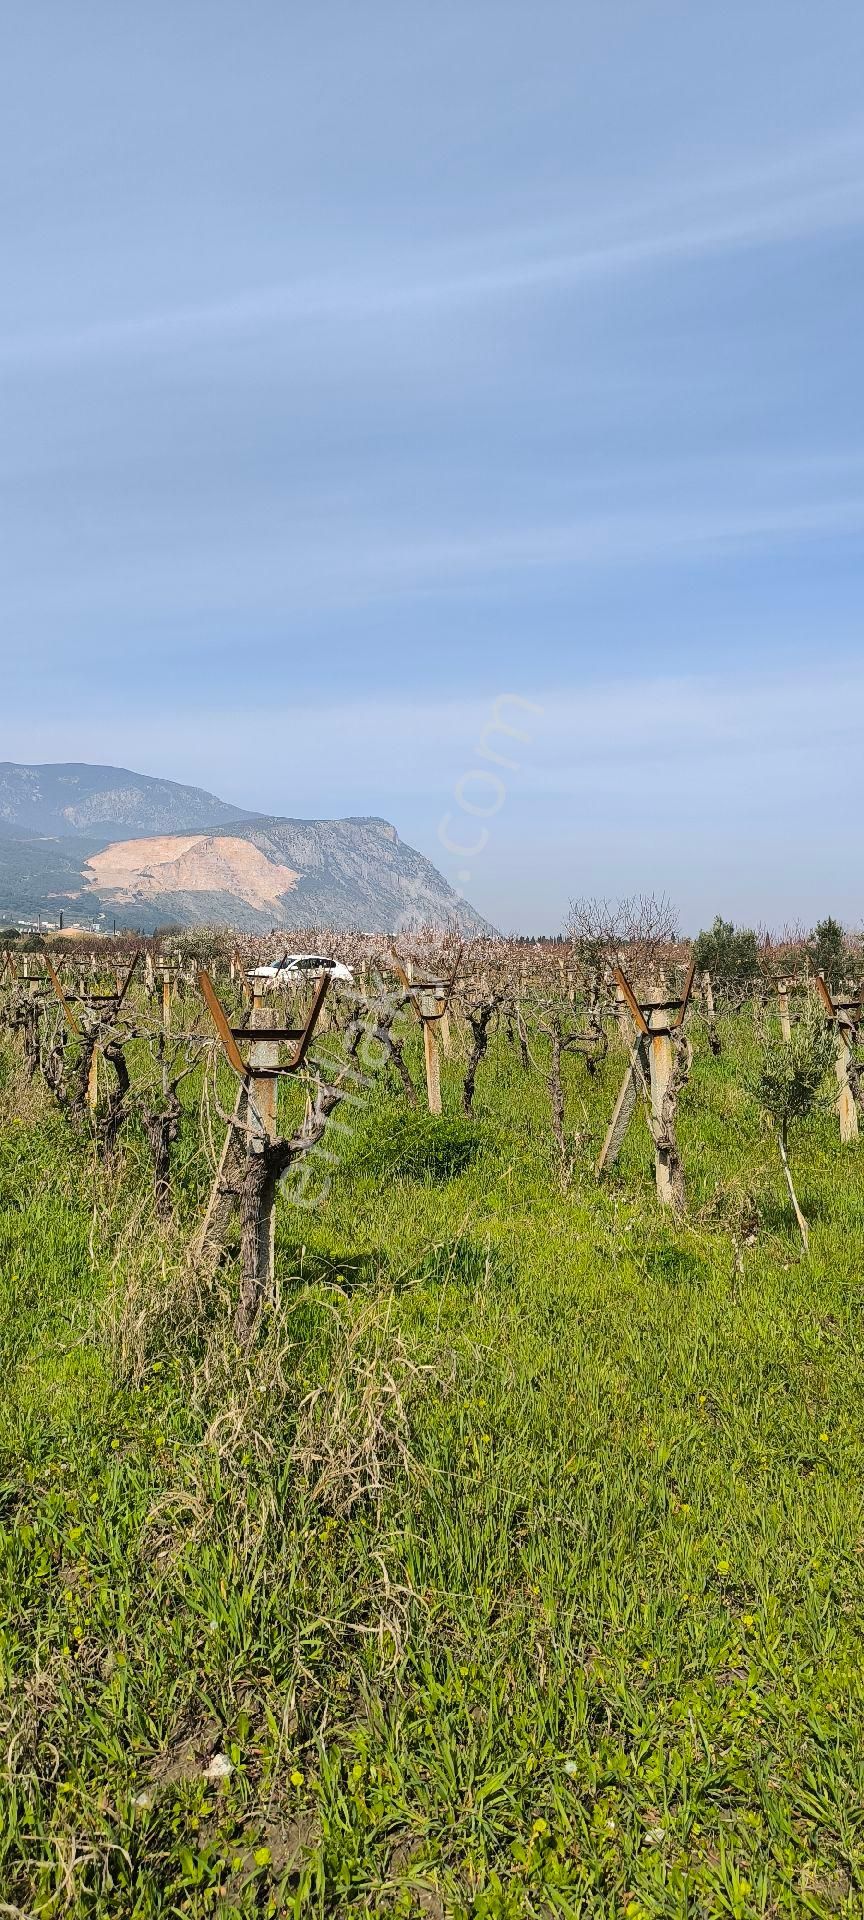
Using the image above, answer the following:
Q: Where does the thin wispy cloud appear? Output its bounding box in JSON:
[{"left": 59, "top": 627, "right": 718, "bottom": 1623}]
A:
[
  {"left": 5, "top": 484, "right": 863, "bottom": 626},
  {"left": 9, "top": 663, "right": 863, "bottom": 798},
  {"left": 363, "top": 494, "right": 864, "bottom": 588},
  {"left": 1, "top": 128, "right": 862, "bottom": 368}
]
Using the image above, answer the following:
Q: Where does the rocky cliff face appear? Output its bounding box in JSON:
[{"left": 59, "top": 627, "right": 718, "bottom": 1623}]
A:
[
  {"left": 0, "top": 764, "right": 490, "bottom": 933},
  {"left": 227, "top": 817, "right": 486, "bottom": 930}
]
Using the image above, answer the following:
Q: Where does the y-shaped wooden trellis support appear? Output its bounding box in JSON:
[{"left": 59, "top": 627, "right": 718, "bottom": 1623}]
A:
[
  {"left": 195, "top": 967, "right": 329, "bottom": 1290},
  {"left": 596, "top": 961, "right": 695, "bottom": 1206},
  {"left": 43, "top": 950, "right": 140, "bottom": 1111},
  {"left": 389, "top": 957, "right": 458, "bottom": 1114},
  {"left": 815, "top": 976, "right": 862, "bottom": 1144}
]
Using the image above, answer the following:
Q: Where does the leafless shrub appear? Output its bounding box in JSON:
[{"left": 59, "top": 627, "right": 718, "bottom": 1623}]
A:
[{"left": 567, "top": 893, "right": 680, "bottom": 977}]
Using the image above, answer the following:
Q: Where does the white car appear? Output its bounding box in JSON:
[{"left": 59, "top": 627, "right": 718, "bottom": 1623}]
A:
[{"left": 248, "top": 952, "right": 354, "bottom": 983}]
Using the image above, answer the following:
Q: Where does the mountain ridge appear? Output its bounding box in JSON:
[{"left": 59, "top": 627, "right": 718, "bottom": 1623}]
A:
[
  {"left": 0, "top": 762, "right": 490, "bottom": 934},
  {"left": 0, "top": 761, "right": 252, "bottom": 839}
]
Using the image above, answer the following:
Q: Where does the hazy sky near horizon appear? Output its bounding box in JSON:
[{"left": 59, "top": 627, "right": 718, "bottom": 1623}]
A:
[{"left": 2, "top": 3, "right": 863, "bottom": 932}]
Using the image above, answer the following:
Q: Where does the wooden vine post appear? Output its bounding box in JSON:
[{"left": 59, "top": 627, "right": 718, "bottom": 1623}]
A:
[
  {"left": 646, "top": 990, "right": 676, "bottom": 1207},
  {"left": 87, "top": 1047, "right": 100, "bottom": 1112},
  {"left": 613, "top": 960, "right": 633, "bottom": 1045},
  {"left": 778, "top": 980, "right": 792, "bottom": 1043},
  {"left": 596, "top": 961, "right": 695, "bottom": 1208},
  {"left": 390, "top": 958, "right": 457, "bottom": 1116},
  {"left": 421, "top": 988, "right": 443, "bottom": 1114},
  {"left": 247, "top": 982, "right": 280, "bottom": 1288},
  {"left": 700, "top": 969, "right": 722, "bottom": 1055},
  {"left": 815, "top": 976, "right": 861, "bottom": 1144},
  {"left": 196, "top": 967, "right": 329, "bottom": 1298}
]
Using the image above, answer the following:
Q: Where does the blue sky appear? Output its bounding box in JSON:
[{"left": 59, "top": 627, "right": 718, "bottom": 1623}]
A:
[{"left": 2, "top": 3, "right": 862, "bottom": 933}]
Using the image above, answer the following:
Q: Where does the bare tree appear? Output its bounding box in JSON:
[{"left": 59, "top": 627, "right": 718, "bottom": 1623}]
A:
[{"left": 567, "top": 894, "right": 680, "bottom": 978}]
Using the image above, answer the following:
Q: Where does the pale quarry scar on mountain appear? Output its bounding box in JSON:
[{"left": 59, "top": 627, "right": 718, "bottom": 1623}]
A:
[{"left": 84, "top": 836, "right": 299, "bottom": 912}]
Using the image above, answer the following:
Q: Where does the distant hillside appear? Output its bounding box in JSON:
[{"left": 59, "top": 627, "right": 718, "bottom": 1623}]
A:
[
  {"left": 0, "top": 762, "right": 251, "bottom": 838},
  {"left": 0, "top": 763, "right": 490, "bottom": 934}
]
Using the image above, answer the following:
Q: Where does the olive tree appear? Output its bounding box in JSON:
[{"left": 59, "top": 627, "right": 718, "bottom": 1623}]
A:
[{"left": 751, "top": 1000, "right": 836, "bottom": 1250}]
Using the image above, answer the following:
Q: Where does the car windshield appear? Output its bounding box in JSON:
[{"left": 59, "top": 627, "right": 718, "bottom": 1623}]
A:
[{"left": 258, "top": 955, "right": 332, "bottom": 972}]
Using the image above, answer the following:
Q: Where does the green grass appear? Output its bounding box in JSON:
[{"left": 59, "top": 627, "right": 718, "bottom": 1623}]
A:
[{"left": 1, "top": 1012, "right": 864, "bottom": 1917}]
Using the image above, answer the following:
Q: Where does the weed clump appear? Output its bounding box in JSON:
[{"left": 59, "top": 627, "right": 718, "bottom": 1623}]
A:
[
  {"left": 414, "top": 1236, "right": 512, "bottom": 1289},
  {"left": 642, "top": 1242, "right": 708, "bottom": 1287},
  {"left": 352, "top": 1108, "right": 485, "bottom": 1183}
]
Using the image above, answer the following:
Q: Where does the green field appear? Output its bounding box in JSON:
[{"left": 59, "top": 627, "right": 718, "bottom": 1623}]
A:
[{"left": 2, "top": 1003, "right": 864, "bottom": 1917}]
